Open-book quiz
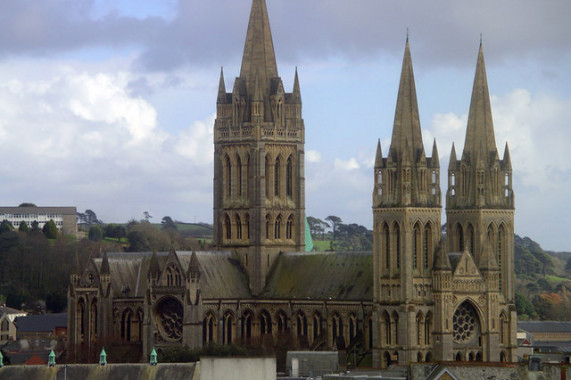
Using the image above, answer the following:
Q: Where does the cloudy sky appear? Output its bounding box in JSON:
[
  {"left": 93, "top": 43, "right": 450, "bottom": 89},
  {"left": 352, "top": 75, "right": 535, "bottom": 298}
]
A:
[{"left": 0, "top": 0, "right": 569, "bottom": 251}]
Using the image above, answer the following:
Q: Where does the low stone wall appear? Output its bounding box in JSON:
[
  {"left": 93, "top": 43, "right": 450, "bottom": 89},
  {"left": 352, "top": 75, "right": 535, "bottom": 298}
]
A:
[{"left": 0, "top": 363, "right": 196, "bottom": 380}]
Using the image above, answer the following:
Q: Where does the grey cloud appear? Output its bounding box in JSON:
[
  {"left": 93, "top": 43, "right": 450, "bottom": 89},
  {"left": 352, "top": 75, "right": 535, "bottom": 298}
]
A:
[{"left": 2, "top": 0, "right": 569, "bottom": 72}]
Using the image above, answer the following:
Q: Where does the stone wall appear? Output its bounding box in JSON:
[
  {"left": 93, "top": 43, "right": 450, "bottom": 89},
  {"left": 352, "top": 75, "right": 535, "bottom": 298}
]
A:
[
  {"left": 0, "top": 363, "right": 196, "bottom": 380},
  {"left": 410, "top": 362, "right": 570, "bottom": 380}
]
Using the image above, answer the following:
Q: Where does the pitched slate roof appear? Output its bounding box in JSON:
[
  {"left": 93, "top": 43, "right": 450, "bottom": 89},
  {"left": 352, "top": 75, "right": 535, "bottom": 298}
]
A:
[
  {"left": 262, "top": 251, "right": 373, "bottom": 301},
  {"left": 518, "top": 321, "right": 571, "bottom": 334},
  {"left": 96, "top": 251, "right": 252, "bottom": 300},
  {"left": 15, "top": 313, "right": 67, "bottom": 333},
  {"left": 178, "top": 251, "right": 252, "bottom": 299}
]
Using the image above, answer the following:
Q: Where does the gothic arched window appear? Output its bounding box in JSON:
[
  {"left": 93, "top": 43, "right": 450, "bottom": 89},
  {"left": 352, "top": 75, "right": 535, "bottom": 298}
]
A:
[
  {"left": 274, "top": 215, "right": 282, "bottom": 239},
  {"left": 286, "top": 156, "right": 293, "bottom": 197},
  {"left": 274, "top": 157, "right": 280, "bottom": 197},
  {"left": 286, "top": 215, "right": 294, "bottom": 239}
]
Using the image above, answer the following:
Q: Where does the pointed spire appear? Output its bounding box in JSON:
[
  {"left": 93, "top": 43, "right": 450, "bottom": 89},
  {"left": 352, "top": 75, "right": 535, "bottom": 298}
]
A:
[
  {"left": 431, "top": 139, "right": 439, "bottom": 166},
  {"left": 292, "top": 67, "right": 301, "bottom": 103},
  {"left": 388, "top": 38, "right": 424, "bottom": 162},
  {"left": 240, "top": 0, "right": 278, "bottom": 97},
  {"left": 433, "top": 243, "right": 451, "bottom": 270},
  {"left": 449, "top": 143, "right": 457, "bottom": 167},
  {"left": 217, "top": 67, "right": 227, "bottom": 103},
  {"left": 462, "top": 42, "right": 497, "bottom": 163},
  {"left": 188, "top": 251, "right": 201, "bottom": 281},
  {"left": 148, "top": 250, "right": 160, "bottom": 281},
  {"left": 502, "top": 142, "right": 512, "bottom": 170},
  {"left": 100, "top": 251, "right": 110, "bottom": 275},
  {"left": 375, "top": 139, "right": 383, "bottom": 167}
]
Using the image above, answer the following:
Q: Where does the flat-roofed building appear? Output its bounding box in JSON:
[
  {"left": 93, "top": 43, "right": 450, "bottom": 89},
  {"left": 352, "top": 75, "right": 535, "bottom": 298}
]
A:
[{"left": 0, "top": 205, "right": 77, "bottom": 234}]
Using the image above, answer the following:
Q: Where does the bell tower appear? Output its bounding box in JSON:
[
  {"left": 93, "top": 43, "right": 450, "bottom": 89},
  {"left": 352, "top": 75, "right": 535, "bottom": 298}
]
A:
[
  {"left": 446, "top": 42, "right": 516, "bottom": 361},
  {"left": 372, "top": 38, "right": 441, "bottom": 367},
  {"left": 213, "top": 0, "right": 305, "bottom": 294}
]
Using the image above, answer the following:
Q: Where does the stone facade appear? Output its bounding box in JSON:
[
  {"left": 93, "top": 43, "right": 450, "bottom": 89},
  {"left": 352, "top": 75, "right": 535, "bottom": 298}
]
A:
[{"left": 67, "top": 0, "right": 516, "bottom": 368}]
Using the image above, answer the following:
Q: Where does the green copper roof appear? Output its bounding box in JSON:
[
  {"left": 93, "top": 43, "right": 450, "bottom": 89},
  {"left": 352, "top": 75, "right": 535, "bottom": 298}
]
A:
[{"left": 305, "top": 217, "right": 314, "bottom": 252}]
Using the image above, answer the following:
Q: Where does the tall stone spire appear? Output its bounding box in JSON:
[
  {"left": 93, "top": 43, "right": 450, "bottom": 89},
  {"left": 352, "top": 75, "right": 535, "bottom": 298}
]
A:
[
  {"left": 239, "top": 0, "right": 278, "bottom": 97},
  {"left": 462, "top": 43, "right": 497, "bottom": 163},
  {"left": 388, "top": 39, "right": 424, "bottom": 163}
]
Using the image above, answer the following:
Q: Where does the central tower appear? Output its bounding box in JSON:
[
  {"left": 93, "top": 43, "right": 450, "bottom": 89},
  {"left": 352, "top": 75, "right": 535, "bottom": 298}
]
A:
[{"left": 213, "top": 0, "right": 305, "bottom": 294}]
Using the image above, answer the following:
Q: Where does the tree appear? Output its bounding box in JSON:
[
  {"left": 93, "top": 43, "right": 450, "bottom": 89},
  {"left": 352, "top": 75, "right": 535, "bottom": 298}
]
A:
[
  {"left": 127, "top": 230, "right": 152, "bottom": 252},
  {"left": 325, "top": 215, "right": 342, "bottom": 240},
  {"left": 515, "top": 293, "right": 536, "bottom": 319},
  {"left": 162, "top": 216, "right": 178, "bottom": 231},
  {"left": 0, "top": 220, "right": 14, "bottom": 234},
  {"left": 31, "top": 220, "right": 41, "bottom": 234},
  {"left": 18, "top": 202, "right": 37, "bottom": 207},
  {"left": 42, "top": 220, "right": 58, "bottom": 239},
  {"left": 143, "top": 211, "right": 153, "bottom": 223},
  {"left": 88, "top": 226, "right": 104, "bottom": 242},
  {"left": 18, "top": 221, "right": 29, "bottom": 233},
  {"left": 307, "top": 217, "right": 328, "bottom": 239}
]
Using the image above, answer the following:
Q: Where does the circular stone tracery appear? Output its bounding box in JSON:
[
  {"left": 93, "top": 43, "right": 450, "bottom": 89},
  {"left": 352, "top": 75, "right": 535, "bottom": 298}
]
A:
[
  {"left": 154, "top": 298, "right": 183, "bottom": 342},
  {"left": 452, "top": 302, "right": 479, "bottom": 344}
]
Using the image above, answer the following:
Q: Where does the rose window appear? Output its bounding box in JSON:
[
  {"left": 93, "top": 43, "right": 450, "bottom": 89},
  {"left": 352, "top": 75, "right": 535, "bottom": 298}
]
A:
[
  {"left": 155, "top": 298, "right": 183, "bottom": 341},
  {"left": 452, "top": 302, "right": 479, "bottom": 344}
]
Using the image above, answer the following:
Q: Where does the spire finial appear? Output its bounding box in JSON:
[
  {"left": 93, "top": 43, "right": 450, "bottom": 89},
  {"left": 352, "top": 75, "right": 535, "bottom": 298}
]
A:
[
  {"left": 480, "top": 33, "right": 483, "bottom": 46},
  {"left": 406, "top": 27, "right": 409, "bottom": 42}
]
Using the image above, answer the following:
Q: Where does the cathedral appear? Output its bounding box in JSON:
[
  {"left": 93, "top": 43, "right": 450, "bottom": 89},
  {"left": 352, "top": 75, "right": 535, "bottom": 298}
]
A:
[{"left": 67, "top": 0, "right": 517, "bottom": 367}]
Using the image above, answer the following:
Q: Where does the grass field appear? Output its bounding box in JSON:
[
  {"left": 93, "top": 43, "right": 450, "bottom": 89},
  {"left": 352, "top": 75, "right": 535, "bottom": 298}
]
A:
[{"left": 312, "top": 240, "right": 332, "bottom": 251}]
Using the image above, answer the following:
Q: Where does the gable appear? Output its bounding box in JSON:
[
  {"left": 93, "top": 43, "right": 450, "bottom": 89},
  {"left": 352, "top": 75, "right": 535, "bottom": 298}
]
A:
[{"left": 451, "top": 250, "right": 481, "bottom": 279}]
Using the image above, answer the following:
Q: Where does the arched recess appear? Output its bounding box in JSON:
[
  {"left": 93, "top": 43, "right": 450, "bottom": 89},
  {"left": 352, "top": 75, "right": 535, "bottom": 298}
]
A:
[
  {"left": 330, "top": 313, "right": 343, "bottom": 346},
  {"left": 235, "top": 214, "right": 242, "bottom": 240},
  {"left": 425, "top": 312, "right": 433, "bottom": 346},
  {"left": 265, "top": 214, "right": 272, "bottom": 240},
  {"left": 245, "top": 153, "right": 250, "bottom": 198},
  {"left": 393, "top": 223, "right": 401, "bottom": 270},
  {"left": 417, "top": 351, "right": 423, "bottom": 362},
  {"left": 295, "top": 311, "right": 308, "bottom": 338},
  {"left": 225, "top": 154, "right": 232, "bottom": 198},
  {"left": 381, "top": 311, "right": 391, "bottom": 346},
  {"left": 348, "top": 314, "right": 358, "bottom": 343},
  {"left": 222, "top": 311, "right": 235, "bottom": 345},
  {"left": 383, "top": 223, "right": 390, "bottom": 270},
  {"left": 121, "top": 308, "right": 134, "bottom": 341},
  {"left": 165, "top": 264, "right": 182, "bottom": 287},
  {"left": 276, "top": 310, "right": 288, "bottom": 334},
  {"left": 245, "top": 213, "right": 250, "bottom": 240},
  {"left": 467, "top": 224, "right": 475, "bottom": 255},
  {"left": 241, "top": 310, "right": 253, "bottom": 341},
  {"left": 286, "top": 214, "right": 294, "bottom": 240},
  {"left": 500, "top": 311, "right": 509, "bottom": 345},
  {"left": 274, "top": 156, "right": 281, "bottom": 197},
  {"left": 498, "top": 224, "right": 507, "bottom": 292},
  {"left": 236, "top": 155, "right": 242, "bottom": 196},
  {"left": 203, "top": 311, "right": 217, "bottom": 344},
  {"left": 76, "top": 298, "right": 86, "bottom": 343},
  {"left": 274, "top": 214, "right": 282, "bottom": 239},
  {"left": 391, "top": 311, "right": 399, "bottom": 346},
  {"left": 424, "top": 223, "right": 432, "bottom": 270},
  {"left": 413, "top": 222, "right": 421, "bottom": 270},
  {"left": 425, "top": 351, "right": 433, "bottom": 362},
  {"left": 224, "top": 213, "right": 232, "bottom": 240},
  {"left": 260, "top": 310, "right": 272, "bottom": 336},
  {"left": 286, "top": 155, "right": 294, "bottom": 198},
  {"left": 312, "top": 312, "right": 322, "bottom": 343},
  {"left": 416, "top": 311, "right": 424, "bottom": 346},
  {"left": 265, "top": 155, "right": 271, "bottom": 198},
  {"left": 456, "top": 223, "right": 464, "bottom": 252},
  {"left": 90, "top": 299, "right": 98, "bottom": 341}
]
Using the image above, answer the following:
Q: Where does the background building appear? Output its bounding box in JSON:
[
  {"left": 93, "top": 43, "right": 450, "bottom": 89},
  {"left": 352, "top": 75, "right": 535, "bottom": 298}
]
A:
[{"left": 0, "top": 205, "right": 77, "bottom": 234}]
